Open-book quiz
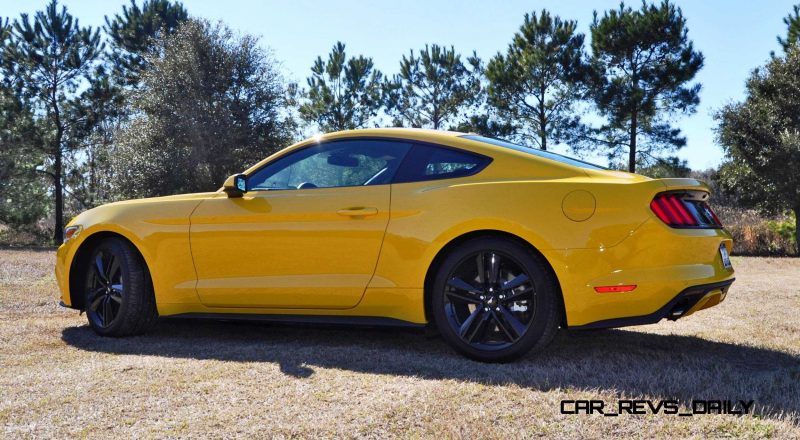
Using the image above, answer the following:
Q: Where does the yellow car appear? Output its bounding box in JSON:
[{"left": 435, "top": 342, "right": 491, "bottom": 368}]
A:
[{"left": 55, "top": 128, "right": 735, "bottom": 362}]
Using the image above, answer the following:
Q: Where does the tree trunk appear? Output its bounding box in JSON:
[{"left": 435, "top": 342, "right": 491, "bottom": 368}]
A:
[
  {"left": 539, "top": 114, "right": 547, "bottom": 151},
  {"left": 52, "top": 81, "right": 64, "bottom": 245},
  {"left": 54, "top": 147, "right": 63, "bottom": 244},
  {"left": 794, "top": 206, "right": 800, "bottom": 257},
  {"left": 539, "top": 83, "right": 547, "bottom": 150},
  {"left": 628, "top": 110, "right": 637, "bottom": 173},
  {"left": 89, "top": 150, "right": 96, "bottom": 207},
  {"left": 540, "top": 123, "right": 547, "bottom": 150}
]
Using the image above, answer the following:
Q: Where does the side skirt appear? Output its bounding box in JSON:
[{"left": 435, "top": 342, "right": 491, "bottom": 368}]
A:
[{"left": 164, "top": 312, "right": 425, "bottom": 329}]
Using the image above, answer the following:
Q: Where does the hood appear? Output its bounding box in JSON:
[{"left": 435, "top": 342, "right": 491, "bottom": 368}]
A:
[{"left": 67, "top": 191, "right": 218, "bottom": 229}]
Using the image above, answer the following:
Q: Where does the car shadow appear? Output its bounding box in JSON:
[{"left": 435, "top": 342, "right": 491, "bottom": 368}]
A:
[{"left": 62, "top": 319, "right": 800, "bottom": 421}]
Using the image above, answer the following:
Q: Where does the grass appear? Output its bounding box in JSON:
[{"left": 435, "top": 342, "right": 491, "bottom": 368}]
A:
[{"left": 0, "top": 249, "right": 799, "bottom": 439}]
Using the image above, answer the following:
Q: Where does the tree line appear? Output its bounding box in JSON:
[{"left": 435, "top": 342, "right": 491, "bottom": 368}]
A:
[
  {"left": 297, "top": 3, "right": 703, "bottom": 170},
  {"left": 0, "top": 0, "right": 797, "bottom": 254}
]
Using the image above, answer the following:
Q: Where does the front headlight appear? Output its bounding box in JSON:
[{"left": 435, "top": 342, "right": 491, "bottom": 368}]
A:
[{"left": 64, "top": 225, "right": 82, "bottom": 242}]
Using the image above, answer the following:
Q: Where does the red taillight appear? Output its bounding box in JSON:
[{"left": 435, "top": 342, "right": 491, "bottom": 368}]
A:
[
  {"left": 651, "top": 194, "right": 694, "bottom": 226},
  {"left": 667, "top": 195, "right": 696, "bottom": 225},
  {"left": 650, "top": 193, "right": 721, "bottom": 228}
]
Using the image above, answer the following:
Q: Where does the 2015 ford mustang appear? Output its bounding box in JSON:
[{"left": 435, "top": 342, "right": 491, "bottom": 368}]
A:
[{"left": 55, "top": 128, "right": 735, "bottom": 362}]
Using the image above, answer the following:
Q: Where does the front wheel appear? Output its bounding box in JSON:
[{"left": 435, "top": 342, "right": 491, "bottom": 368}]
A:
[
  {"left": 431, "top": 237, "right": 560, "bottom": 362},
  {"left": 83, "top": 237, "right": 157, "bottom": 336}
]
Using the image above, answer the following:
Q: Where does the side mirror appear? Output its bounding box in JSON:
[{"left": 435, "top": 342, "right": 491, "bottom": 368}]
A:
[{"left": 223, "top": 173, "right": 247, "bottom": 198}]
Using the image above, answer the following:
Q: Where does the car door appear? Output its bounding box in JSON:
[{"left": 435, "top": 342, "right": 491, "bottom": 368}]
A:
[{"left": 189, "top": 139, "right": 411, "bottom": 309}]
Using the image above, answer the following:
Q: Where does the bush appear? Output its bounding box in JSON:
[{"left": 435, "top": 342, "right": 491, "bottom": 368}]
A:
[
  {"left": 0, "top": 222, "right": 52, "bottom": 247},
  {"left": 767, "top": 216, "right": 797, "bottom": 244},
  {"left": 0, "top": 174, "right": 53, "bottom": 247},
  {"left": 713, "top": 205, "right": 797, "bottom": 256}
]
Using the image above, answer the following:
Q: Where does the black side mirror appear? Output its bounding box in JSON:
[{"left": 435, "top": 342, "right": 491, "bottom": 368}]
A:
[{"left": 223, "top": 173, "right": 247, "bottom": 198}]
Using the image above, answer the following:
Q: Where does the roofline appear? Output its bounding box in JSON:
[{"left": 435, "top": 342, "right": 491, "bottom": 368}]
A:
[
  {"left": 241, "top": 128, "right": 468, "bottom": 175},
  {"left": 315, "top": 127, "right": 467, "bottom": 141}
]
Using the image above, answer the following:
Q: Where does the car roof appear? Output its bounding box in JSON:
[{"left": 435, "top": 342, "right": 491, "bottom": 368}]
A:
[
  {"left": 243, "top": 128, "right": 637, "bottom": 181},
  {"left": 242, "top": 128, "right": 470, "bottom": 174},
  {"left": 317, "top": 127, "right": 466, "bottom": 142}
]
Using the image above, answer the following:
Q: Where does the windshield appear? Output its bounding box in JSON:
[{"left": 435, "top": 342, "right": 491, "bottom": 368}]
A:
[{"left": 461, "top": 135, "right": 606, "bottom": 170}]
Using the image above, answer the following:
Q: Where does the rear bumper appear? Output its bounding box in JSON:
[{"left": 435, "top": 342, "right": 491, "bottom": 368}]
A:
[
  {"left": 542, "top": 218, "right": 735, "bottom": 327},
  {"left": 569, "top": 278, "right": 735, "bottom": 330}
]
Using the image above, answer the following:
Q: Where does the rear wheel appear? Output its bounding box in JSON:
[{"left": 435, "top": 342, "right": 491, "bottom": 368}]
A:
[
  {"left": 83, "top": 238, "right": 157, "bottom": 336},
  {"left": 431, "top": 237, "right": 560, "bottom": 362}
]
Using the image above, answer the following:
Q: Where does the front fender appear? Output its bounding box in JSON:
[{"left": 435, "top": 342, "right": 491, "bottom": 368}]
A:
[{"left": 55, "top": 194, "right": 211, "bottom": 310}]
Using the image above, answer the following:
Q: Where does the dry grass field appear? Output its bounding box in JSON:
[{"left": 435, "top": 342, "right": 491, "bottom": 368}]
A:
[{"left": 1, "top": 249, "right": 799, "bottom": 439}]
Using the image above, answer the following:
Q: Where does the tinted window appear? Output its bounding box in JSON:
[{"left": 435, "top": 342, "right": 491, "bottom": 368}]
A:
[
  {"left": 461, "top": 135, "right": 606, "bottom": 170},
  {"left": 393, "top": 143, "right": 491, "bottom": 183},
  {"left": 247, "top": 140, "right": 411, "bottom": 191}
]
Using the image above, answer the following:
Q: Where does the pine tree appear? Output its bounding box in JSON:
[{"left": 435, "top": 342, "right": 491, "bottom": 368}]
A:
[
  {"left": 485, "top": 10, "right": 590, "bottom": 150},
  {"left": 385, "top": 44, "right": 481, "bottom": 129},
  {"left": 12, "top": 0, "right": 103, "bottom": 243},
  {"left": 64, "top": 66, "right": 124, "bottom": 210},
  {"left": 590, "top": 1, "right": 703, "bottom": 172},
  {"left": 454, "top": 111, "right": 517, "bottom": 139},
  {"left": 778, "top": 5, "right": 800, "bottom": 51},
  {"left": 298, "top": 41, "right": 384, "bottom": 132},
  {"left": 105, "top": 0, "right": 188, "bottom": 86},
  {"left": 0, "top": 19, "right": 48, "bottom": 235}
]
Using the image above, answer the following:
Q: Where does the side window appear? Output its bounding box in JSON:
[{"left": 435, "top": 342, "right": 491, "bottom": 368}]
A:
[
  {"left": 393, "top": 143, "right": 491, "bottom": 183},
  {"left": 247, "top": 140, "right": 411, "bottom": 191}
]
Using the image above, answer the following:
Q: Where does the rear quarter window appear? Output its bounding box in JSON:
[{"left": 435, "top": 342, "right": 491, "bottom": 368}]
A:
[{"left": 393, "top": 143, "right": 491, "bottom": 183}]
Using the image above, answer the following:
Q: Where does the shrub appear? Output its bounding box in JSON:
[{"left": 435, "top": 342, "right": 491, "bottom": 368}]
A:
[
  {"left": 713, "top": 205, "right": 797, "bottom": 256},
  {"left": 0, "top": 221, "right": 52, "bottom": 247}
]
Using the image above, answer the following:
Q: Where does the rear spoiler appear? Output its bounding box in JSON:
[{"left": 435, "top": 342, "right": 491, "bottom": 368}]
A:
[{"left": 655, "top": 178, "right": 711, "bottom": 194}]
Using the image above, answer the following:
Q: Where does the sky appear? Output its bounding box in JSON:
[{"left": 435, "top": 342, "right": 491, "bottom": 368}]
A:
[{"left": 1, "top": 0, "right": 796, "bottom": 169}]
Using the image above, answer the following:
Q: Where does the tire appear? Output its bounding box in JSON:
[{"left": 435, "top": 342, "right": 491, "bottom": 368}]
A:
[
  {"left": 83, "top": 237, "right": 158, "bottom": 336},
  {"left": 431, "top": 236, "right": 560, "bottom": 362}
]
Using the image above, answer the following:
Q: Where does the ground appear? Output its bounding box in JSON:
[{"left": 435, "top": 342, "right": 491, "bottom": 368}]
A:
[{"left": 0, "top": 249, "right": 798, "bottom": 439}]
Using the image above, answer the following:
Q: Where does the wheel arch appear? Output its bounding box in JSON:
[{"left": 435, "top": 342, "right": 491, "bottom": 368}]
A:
[
  {"left": 68, "top": 231, "right": 153, "bottom": 310},
  {"left": 422, "top": 229, "right": 567, "bottom": 327}
]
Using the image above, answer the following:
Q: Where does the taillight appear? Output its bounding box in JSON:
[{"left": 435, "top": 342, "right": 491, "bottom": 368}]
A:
[{"left": 650, "top": 193, "right": 722, "bottom": 228}]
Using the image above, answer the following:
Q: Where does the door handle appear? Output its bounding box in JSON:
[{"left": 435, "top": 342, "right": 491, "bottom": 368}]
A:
[{"left": 337, "top": 207, "right": 378, "bottom": 217}]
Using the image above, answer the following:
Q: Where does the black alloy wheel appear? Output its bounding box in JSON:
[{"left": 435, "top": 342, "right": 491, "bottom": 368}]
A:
[
  {"left": 86, "top": 249, "right": 124, "bottom": 329},
  {"left": 432, "top": 237, "right": 560, "bottom": 362},
  {"left": 444, "top": 251, "right": 536, "bottom": 350},
  {"left": 83, "top": 237, "right": 158, "bottom": 336}
]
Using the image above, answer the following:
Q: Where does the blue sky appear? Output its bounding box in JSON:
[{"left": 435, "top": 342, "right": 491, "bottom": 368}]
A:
[{"left": 2, "top": 0, "right": 795, "bottom": 169}]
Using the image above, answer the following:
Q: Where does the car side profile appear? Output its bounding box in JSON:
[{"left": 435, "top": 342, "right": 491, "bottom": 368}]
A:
[{"left": 55, "top": 128, "right": 735, "bottom": 362}]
